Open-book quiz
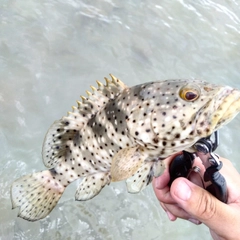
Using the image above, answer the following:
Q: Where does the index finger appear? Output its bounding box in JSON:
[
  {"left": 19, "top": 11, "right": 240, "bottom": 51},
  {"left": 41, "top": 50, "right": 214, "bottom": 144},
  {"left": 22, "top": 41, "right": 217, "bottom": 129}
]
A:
[{"left": 152, "top": 169, "right": 176, "bottom": 204}]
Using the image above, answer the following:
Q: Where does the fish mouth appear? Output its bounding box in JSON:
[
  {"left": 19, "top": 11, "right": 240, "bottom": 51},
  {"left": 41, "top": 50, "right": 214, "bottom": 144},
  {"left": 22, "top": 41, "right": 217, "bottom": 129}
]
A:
[{"left": 210, "top": 87, "right": 240, "bottom": 131}]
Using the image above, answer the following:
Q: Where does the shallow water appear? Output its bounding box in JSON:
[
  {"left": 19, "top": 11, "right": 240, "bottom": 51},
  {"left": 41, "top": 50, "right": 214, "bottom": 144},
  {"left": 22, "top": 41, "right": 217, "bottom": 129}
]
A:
[{"left": 1, "top": 0, "right": 240, "bottom": 239}]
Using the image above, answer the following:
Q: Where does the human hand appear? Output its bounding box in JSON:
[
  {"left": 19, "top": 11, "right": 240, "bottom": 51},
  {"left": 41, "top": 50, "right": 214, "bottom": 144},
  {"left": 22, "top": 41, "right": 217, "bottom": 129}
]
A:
[{"left": 153, "top": 153, "right": 240, "bottom": 240}]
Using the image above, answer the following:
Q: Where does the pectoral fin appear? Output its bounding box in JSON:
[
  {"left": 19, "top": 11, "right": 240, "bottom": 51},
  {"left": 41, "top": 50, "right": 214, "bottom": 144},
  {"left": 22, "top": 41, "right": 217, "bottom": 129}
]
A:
[{"left": 110, "top": 147, "right": 145, "bottom": 182}]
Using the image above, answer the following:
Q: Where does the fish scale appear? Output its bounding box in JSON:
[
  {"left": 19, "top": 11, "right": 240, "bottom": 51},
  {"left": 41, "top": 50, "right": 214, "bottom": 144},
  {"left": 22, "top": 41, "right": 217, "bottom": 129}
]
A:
[{"left": 11, "top": 75, "right": 240, "bottom": 221}]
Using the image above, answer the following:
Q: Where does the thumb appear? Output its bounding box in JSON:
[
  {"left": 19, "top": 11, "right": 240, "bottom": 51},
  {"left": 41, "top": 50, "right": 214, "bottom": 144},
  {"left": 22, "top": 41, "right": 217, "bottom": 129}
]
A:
[{"left": 171, "top": 178, "right": 235, "bottom": 235}]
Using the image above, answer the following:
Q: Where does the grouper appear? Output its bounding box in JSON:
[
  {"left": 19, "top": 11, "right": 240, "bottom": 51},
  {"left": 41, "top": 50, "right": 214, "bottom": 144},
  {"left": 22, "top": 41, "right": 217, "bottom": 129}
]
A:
[{"left": 11, "top": 75, "right": 240, "bottom": 221}]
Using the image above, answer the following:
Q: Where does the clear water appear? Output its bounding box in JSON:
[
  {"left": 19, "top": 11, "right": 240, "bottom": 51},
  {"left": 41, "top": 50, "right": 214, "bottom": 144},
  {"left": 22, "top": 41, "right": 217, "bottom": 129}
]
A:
[{"left": 1, "top": 0, "right": 240, "bottom": 239}]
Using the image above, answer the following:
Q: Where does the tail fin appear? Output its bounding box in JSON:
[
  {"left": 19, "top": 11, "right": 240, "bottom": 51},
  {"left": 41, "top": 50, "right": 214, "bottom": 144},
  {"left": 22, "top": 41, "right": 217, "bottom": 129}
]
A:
[{"left": 11, "top": 170, "right": 65, "bottom": 221}]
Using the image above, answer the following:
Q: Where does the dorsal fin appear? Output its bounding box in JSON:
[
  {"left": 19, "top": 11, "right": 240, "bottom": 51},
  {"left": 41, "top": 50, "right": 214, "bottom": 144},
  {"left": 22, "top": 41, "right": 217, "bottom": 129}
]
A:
[{"left": 42, "top": 74, "right": 127, "bottom": 168}]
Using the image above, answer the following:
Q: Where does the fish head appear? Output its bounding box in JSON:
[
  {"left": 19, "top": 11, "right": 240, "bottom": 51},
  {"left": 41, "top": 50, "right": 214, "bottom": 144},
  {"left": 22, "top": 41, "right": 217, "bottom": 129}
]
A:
[{"left": 127, "top": 79, "right": 240, "bottom": 156}]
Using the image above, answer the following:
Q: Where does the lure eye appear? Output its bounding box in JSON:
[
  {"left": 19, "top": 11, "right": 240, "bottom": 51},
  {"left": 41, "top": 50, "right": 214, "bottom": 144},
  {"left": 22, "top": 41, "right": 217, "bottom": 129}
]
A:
[{"left": 179, "top": 85, "right": 200, "bottom": 102}]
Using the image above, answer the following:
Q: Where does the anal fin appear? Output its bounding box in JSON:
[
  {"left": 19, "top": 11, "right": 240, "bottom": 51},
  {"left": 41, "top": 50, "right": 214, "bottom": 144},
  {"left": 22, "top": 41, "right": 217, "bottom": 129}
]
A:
[{"left": 75, "top": 172, "right": 111, "bottom": 201}]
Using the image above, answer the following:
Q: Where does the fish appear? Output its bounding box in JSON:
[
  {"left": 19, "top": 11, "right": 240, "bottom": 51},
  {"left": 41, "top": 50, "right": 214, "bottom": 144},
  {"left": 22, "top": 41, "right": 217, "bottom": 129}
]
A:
[{"left": 11, "top": 75, "right": 240, "bottom": 221}]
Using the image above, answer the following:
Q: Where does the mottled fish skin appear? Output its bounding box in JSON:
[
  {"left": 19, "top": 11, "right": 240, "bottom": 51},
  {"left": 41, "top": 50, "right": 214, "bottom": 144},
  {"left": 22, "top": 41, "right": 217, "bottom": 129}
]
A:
[{"left": 11, "top": 75, "right": 240, "bottom": 221}]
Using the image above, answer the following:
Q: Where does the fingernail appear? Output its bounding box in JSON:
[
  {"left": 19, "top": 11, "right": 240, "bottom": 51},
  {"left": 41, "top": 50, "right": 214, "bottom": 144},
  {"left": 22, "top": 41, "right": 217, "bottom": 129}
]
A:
[
  {"left": 173, "top": 180, "right": 191, "bottom": 201},
  {"left": 166, "top": 211, "right": 175, "bottom": 221},
  {"left": 188, "top": 218, "right": 201, "bottom": 225},
  {"left": 154, "top": 177, "right": 161, "bottom": 189}
]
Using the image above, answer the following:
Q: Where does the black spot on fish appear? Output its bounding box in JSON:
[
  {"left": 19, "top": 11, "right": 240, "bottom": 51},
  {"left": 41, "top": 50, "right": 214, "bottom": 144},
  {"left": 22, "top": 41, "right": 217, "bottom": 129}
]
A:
[
  {"left": 50, "top": 168, "right": 57, "bottom": 176},
  {"left": 175, "top": 133, "right": 180, "bottom": 138},
  {"left": 197, "top": 130, "right": 202, "bottom": 135}
]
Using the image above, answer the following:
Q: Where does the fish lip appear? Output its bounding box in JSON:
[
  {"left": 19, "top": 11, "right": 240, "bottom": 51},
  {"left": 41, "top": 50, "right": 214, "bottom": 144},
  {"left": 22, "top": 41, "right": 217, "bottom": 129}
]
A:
[
  {"left": 192, "top": 86, "right": 240, "bottom": 138},
  {"left": 210, "top": 87, "right": 240, "bottom": 129}
]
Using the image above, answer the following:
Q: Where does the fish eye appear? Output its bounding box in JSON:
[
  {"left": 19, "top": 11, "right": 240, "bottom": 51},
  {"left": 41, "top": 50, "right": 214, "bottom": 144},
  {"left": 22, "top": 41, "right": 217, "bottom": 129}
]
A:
[{"left": 179, "top": 85, "right": 200, "bottom": 102}]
